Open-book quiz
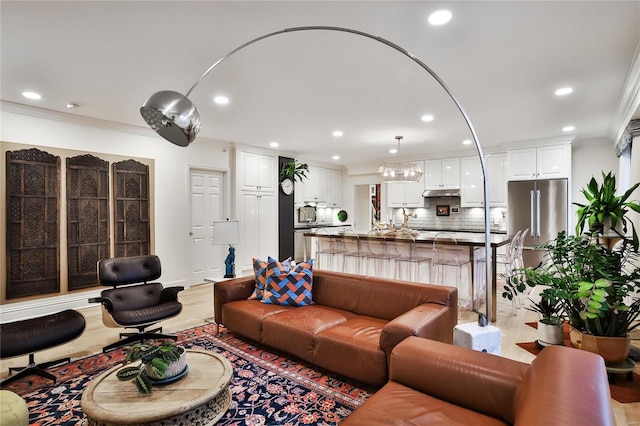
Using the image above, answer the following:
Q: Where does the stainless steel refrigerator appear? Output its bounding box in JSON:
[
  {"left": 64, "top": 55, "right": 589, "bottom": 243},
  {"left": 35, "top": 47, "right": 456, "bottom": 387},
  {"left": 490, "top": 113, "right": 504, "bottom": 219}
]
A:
[{"left": 507, "top": 178, "right": 568, "bottom": 267}]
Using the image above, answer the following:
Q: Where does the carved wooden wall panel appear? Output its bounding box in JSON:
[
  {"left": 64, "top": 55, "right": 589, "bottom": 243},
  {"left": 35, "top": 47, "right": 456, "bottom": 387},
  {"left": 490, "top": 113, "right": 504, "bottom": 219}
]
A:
[
  {"left": 66, "top": 154, "right": 110, "bottom": 290},
  {"left": 113, "top": 159, "right": 150, "bottom": 257},
  {"left": 6, "top": 148, "right": 60, "bottom": 299}
]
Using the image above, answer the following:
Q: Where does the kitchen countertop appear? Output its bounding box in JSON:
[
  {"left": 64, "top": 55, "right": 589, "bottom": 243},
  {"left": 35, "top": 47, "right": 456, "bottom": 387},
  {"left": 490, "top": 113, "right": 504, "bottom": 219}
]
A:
[
  {"left": 294, "top": 223, "right": 351, "bottom": 230},
  {"left": 304, "top": 230, "right": 511, "bottom": 247}
]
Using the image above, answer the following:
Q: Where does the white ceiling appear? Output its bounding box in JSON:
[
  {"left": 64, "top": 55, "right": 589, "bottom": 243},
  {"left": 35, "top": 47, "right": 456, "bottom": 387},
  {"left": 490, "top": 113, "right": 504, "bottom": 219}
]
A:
[{"left": 2, "top": 1, "right": 640, "bottom": 168}]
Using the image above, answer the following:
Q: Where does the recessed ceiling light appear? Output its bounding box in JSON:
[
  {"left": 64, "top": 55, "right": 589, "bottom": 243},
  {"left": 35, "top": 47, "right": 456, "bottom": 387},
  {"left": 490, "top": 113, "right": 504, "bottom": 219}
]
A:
[
  {"left": 269, "top": 141, "right": 279, "bottom": 148},
  {"left": 332, "top": 130, "right": 343, "bottom": 137},
  {"left": 462, "top": 139, "right": 473, "bottom": 145},
  {"left": 421, "top": 114, "right": 434, "bottom": 122},
  {"left": 22, "top": 91, "right": 41, "bottom": 100},
  {"left": 562, "top": 126, "right": 575, "bottom": 132},
  {"left": 428, "top": 10, "right": 452, "bottom": 26},
  {"left": 66, "top": 103, "right": 79, "bottom": 109},
  {"left": 389, "top": 148, "right": 398, "bottom": 154},
  {"left": 332, "top": 155, "right": 340, "bottom": 160},
  {"left": 555, "top": 87, "right": 573, "bottom": 96},
  {"left": 213, "top": 95, "right": 229, "bottom": 105}
]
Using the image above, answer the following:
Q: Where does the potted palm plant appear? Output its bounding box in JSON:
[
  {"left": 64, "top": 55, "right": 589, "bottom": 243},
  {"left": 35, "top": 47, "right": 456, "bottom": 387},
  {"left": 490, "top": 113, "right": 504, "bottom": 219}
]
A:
[
  {"left": 574, "top": 171, "right": 640, "bottom": 250},
  {"left": 115, "top": 340, "right": 187, "bottom": 394}
]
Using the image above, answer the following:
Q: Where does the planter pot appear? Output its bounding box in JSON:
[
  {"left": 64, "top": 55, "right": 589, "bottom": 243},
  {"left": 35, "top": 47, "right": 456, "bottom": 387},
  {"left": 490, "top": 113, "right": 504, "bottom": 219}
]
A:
[
  {"left": 537, "top": 321, "right": 564, "bottom": 346},
  {"left": 569, "top": 329, "right": 630, "bottom": 364},
  {"left": 145, "top": 347, "right": 187, "bottom": 379}
]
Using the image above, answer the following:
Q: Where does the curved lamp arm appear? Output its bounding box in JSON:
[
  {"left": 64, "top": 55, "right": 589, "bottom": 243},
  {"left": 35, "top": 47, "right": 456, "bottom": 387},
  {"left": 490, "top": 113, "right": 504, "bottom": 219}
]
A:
[{"left": 141, "top": 25, "right": 494, "bottom": 320}]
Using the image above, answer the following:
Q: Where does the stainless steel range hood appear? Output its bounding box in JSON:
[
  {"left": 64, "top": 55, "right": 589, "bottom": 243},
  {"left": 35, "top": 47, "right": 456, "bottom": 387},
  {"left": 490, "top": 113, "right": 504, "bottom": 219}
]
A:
[{"left": 422, "top": 189, "right": 461, "bottom": 198}]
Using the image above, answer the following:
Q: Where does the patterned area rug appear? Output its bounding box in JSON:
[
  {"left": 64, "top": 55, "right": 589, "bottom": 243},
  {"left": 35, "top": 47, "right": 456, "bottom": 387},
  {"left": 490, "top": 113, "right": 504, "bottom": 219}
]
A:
[
  {"left": 2, "top": 324, "right": 374, "bottom": 425},
  {"left": 517, "top": 322, "right": 640, "bottom": 404}
]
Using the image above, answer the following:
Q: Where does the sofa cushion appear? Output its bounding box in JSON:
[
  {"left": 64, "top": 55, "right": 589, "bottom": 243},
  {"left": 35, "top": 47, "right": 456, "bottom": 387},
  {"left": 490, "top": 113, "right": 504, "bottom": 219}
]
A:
[
  {"left": 249, "top": 257, "right": 291, "bottom": 300},
  {"left": 262, "top": 259, "right": 314, "bottom": 306},
  {"left": 314, "top": 316, "right": 388, "bottom": 386},
  {"left": 341, "top": 381, "right": 508, "bottom": 426},
  {"left": 262, "top": 305, "right": 355, "bottom": 363},
  {"left": 221, "top": 300, "right": 292, "bottom": 342}
]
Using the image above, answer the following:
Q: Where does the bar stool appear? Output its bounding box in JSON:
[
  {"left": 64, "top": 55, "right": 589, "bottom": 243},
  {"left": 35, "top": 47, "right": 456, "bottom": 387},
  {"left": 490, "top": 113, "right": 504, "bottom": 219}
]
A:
[
  {"left": 315, "top": 228, "right": 345, "bottom": 271},
  {"left": 394, "top": 230, "right": 431, "bottom": 283},
  {"left": 342, "top": 229, "right": 367, "bottom": 275},
  {"left": 431, "top": 232, "right": 472, "bottom": 309},
  {"left": 365, "top": 230, "right": 399, "bottom": 279}
]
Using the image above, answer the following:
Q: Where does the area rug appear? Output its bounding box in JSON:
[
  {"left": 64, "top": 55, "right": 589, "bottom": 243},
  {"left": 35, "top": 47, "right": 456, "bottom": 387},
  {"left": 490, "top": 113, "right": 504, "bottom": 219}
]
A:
[
  {"left": 1, "top": 324, "right": 374, "bottom": 425},
  {"left": 517, "top": 322, "right": 640, "bottom": 404}
]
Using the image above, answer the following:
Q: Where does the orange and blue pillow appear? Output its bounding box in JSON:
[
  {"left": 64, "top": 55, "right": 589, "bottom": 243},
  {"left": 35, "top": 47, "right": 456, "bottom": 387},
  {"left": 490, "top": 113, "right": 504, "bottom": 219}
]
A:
[
  {"left": 248, "top": 256, "right": 291, "bottom": 300},
  {"left": 262, "top": 259, "right": 314, "bottom": 306}
]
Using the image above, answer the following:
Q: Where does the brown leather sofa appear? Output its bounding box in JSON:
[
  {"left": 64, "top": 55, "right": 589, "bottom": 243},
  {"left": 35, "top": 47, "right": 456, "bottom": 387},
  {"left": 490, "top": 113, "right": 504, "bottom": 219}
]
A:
[
  {"left": 214, "top": 269, "right": 457, "bottom": 386},
  {"left": 342, "top": 336, "right": 615, "bottom": 425}
]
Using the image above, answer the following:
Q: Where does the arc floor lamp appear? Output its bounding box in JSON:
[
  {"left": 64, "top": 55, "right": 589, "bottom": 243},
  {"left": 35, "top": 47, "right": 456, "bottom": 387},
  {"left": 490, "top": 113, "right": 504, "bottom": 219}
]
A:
[{"left": 139, "top": 26, "right": 493, "bottom": 321}]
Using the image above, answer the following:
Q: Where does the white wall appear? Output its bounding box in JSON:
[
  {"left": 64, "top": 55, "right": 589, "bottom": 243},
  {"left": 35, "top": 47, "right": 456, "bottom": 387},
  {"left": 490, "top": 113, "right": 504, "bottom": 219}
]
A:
[
  {"left": 1, "top": 108, "right": 231, "bottom": 319},
  {"left": 570, "top": 138, "right": 619, "bottom": 232}
]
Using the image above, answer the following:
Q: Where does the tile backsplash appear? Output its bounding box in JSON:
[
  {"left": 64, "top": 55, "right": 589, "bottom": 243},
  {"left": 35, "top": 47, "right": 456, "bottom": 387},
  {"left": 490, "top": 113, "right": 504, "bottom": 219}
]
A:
[{"left": 388, "top": 197, "right": 506, "bottom": 232}]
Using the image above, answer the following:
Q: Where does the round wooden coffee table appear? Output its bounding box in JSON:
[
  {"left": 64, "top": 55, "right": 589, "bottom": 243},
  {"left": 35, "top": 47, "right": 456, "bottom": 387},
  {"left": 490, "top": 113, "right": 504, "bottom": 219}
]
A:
[{"left": 81, "top": 350, "right": 233, "bottom": 426}]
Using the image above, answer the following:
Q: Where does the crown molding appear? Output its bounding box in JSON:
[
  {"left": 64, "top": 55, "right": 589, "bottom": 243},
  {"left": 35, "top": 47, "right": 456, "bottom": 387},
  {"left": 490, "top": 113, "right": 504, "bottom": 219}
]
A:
[{"left": 609, "top": 40, "right": 640, "bottom": 144}]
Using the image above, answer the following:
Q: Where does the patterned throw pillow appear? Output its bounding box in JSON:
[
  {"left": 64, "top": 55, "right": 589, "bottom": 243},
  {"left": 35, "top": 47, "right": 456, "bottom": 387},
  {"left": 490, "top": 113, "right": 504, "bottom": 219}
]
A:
[
  {"left": 248, "top": 257, "right": 291, "bottom": 300},
  {"left": 262, "top": 259, "right": 314, "bottom": 306}
]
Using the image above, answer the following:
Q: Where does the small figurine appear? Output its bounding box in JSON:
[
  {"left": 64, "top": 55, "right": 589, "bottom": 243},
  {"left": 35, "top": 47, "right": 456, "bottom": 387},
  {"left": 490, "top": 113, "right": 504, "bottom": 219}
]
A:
[{"left": 401, "top": 208, "right": 417, "bottom": 229}]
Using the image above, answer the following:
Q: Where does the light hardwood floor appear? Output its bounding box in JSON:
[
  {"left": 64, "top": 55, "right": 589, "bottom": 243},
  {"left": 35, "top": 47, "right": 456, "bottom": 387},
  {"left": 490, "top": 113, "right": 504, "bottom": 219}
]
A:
[{"left": 1, "top": 282, "right": 638, "bottom": 425}]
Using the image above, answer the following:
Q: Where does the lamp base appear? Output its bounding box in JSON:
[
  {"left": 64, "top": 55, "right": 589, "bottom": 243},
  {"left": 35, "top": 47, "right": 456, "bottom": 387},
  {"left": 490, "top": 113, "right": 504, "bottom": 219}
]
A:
[{"left": 223, "top": 273, "right": 236, "bottom": 278}]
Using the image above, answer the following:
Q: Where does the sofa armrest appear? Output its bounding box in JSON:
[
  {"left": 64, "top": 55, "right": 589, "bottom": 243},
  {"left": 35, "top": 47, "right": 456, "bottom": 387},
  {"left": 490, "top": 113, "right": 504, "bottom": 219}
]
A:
[
  {"left": 213, "top": 276, "right": 255, "bottom": 324},
  {"left": 390, "top": 337, "right": 528, "bottom": 424},
  {"left": 379, "top": 302, "right": 456, "bottom": 356},
  {"left": 514, "top": 345, "right": 614, "bottom": 426}
]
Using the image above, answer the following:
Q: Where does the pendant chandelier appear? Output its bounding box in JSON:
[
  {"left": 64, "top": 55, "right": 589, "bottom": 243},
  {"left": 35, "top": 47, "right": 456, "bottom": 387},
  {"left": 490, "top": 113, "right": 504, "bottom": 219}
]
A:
[{"left": 376, "top": 136, "right": 423, "bottom": 183}]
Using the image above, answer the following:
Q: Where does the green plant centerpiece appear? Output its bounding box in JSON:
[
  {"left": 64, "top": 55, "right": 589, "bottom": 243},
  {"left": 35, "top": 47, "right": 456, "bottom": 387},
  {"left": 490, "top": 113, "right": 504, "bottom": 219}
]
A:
[
  {"left": 116, "top": 340, "right": 186, "bottom": 394},
  {"left": 280, "top": 160, "right": 309, "bottom": 182}
]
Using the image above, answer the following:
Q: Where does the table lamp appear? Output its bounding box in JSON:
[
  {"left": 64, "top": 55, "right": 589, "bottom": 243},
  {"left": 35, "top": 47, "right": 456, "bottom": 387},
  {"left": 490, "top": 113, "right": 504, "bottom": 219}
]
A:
[{"left": 212, "top": 219, "right": 242, "bottom": 278}]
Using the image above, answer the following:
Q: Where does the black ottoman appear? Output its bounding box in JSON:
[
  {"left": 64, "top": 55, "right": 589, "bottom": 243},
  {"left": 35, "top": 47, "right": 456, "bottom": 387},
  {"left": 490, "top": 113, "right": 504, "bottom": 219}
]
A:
[{"left": 1, "top": 309, "right": 86, "bottom": 386}]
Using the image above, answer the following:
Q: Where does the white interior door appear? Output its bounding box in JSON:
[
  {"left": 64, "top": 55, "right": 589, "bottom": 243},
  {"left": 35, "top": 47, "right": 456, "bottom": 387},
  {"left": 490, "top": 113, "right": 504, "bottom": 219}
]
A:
[{"left": 190, "top": 169, "right": 224, "bottom": 284}]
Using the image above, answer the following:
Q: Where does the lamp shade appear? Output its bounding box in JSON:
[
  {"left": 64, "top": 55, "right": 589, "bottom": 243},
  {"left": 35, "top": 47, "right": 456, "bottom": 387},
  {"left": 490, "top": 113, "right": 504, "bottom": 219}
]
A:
[
  {"left": 140, "top": 90, "right": 201, "bottom": 147},
  {"left": 212, "top": 220, "right": 242, "bottom": 245}
]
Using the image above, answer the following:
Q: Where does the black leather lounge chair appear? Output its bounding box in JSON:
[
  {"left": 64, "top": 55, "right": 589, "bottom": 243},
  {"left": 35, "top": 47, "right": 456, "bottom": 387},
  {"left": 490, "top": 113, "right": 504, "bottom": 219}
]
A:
[{"left": 90, "top": 255, "right": 184, "bottom": 352}]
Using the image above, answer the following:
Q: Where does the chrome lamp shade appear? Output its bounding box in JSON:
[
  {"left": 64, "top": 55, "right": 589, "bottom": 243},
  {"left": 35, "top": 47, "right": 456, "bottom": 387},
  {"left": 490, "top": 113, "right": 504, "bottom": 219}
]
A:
[
  {"left": 140, "top": 90, "right": 201, "bottom": 147},
  {"left": 377, "top": 162, "right": 423, "bottom": 183}
]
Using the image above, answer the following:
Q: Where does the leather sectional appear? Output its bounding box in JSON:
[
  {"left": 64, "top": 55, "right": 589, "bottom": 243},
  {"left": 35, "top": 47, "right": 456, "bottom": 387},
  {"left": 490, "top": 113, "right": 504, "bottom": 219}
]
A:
[
  {"left": 214, "top": 269, "right": 457, "bottom": 386},
  {"left": 342, "top": 337, "right": 614, "bottom": 425}
]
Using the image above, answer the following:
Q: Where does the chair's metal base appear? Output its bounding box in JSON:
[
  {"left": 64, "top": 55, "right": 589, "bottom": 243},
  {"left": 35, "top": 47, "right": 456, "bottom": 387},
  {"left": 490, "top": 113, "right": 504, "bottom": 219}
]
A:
[
  {"left": 103, "top": 331, "right": 178, "bottom": 353},
  {"left": 1, "top": 353, "right": 70, "bottom": 386}
]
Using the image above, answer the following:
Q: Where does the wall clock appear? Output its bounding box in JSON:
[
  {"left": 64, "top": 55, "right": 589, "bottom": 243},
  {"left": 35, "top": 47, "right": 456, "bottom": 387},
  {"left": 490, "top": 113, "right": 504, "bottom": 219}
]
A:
[{"left": 280, "top": 178, "right": 294, "bottom": 195}]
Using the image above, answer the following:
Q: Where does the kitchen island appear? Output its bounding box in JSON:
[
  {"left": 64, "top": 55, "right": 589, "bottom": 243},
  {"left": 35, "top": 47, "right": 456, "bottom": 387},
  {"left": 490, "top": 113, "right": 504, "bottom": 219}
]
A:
[{"left": 304, "top": 230, "right": 512, "bottom": 322}]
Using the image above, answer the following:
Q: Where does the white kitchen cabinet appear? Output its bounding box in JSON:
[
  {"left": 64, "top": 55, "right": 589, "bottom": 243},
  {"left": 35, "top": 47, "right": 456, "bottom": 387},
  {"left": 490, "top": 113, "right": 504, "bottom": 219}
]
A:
[
  {"left": 507, "top": 144, "right": 571, "bottom": 181},
  {"left": 238, "top": 151, "right": 276, "bottom": 192},
  {"left": 460, "top": 156, "right": 483, "bottom": 207},
  {"left": 460, "top": 154, "right": 507, "bottom": 207},
  {"left": 301, "top": 165, "right": 342, "bottom": 207},
  {"left": 386, "top": 161, "right": 425, "bottom": 207},
  {"left": 236, "top": 191, "right": 277, "bottom": 274},
  {"left": 487, "top": 153, "right": 507, "bottom": 206},
  {"left": 425, "top": 158, "right": 460, "bottom": 189},
  {"left": 326, "top": 168, "right": 342, "bottom": 207}
]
